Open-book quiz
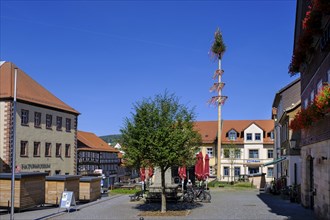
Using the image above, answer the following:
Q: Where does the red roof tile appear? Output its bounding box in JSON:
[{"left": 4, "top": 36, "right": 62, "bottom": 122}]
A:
[
  {"left": 194, "top": 120, "right": 274, "bottom": 144},
  {"left": 194, "top": 121, "right": 218, "bottom": 144},
  {"left": 0, "top": 61, "right": 79, "bottom": 114},
  {"left": 77, "top": 131, "right": 119, "bottom": 152}
]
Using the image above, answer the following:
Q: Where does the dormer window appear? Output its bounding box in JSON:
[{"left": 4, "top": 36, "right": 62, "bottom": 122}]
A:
[
  {"left": 255, "top": 133, "right": 261, "bottom": 141},
  {"left": 228, "top": 130, "right": 237, "bottom": 141},
  {"left": 246, "top": 133, "right": 252, "bottom": 141}
]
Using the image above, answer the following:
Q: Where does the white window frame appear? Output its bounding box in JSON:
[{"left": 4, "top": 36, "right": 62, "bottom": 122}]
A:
[
  {"left": 317, "top": 80, "right": 323, "bottom": 93},
  {"left": 207, "top": 147, "right": 213, "bottom": 157},
  {"left": 267, "top": 167, "right": 274, "bottom": 177},
  {"left": 224, "top": 167, "right": 229, "bottom": 176},
  {"left": 310, "top": 90, "right": 315, "bottom": 103},
  {"left": 246, "top": 133, "right": 252, "bottom": 141},
  {"left": 229, "top": 130, "right": 237, "bottom": 141},
  {"left": 268, "top": 149, "right": 273, "bottom": 158},
  {"left": 304, "top": 98, "right": 308, "bottom": 109},
  {"left": 249, "top": 149, "right": 259, "bottom": 159}
]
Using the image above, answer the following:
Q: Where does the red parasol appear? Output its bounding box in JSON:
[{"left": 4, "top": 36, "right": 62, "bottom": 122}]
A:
[
  {"left": 140, "top": 167, "right": 146, "bottom": 182},
  {"left": 148, "top": 166, "right": 154, "bottom": 178},
  {"left": 195, "top": 151, "right": 204, "bottom": 181},
  {"left": 204, "top": 154, "right": 210, "bottom": 180},
  {"left": 178, "top": 166, "right": 187, "bottom": 180}
]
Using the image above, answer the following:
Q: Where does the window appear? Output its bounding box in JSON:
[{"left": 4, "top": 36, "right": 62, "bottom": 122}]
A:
[
  {"left": 246, "top": 133, "right": 252, "bottom": 141},
  {"left": 56, "top": 143, "right": 62, "bottom": 157},
  {"left": 229, "top": 130, "right": 237, "bottom": 140},
  {"left": 268, "top": 150, "right": 273, "bottom": 158},
  {"left": 310, "top": 90, "right": 315, "bottom": 103},
  {"left": 270, "top": 131, "right": 274, "bottom": 140},
  {"left": 45, "top": 143, "right": 51, "bottom": 157},
  {"left": 34, "top": 112, "right": 41, "bottom": 128},
  {"left": 224, "top": 149, "right": 230, "bottom": 158},
  {"left": 56, "top": 116, "right": 62, "bottom": 131},
  {"left": 249, "top": 149, "right": 259, "bottom": 158},
  {"left": 65, "top": 144, "right": 71, "bottom": 157},
  {"left": 234, "top": 149, "right": 241, "bottom": 159},
  {"left": 20, "top": 141, "right": 28, "bottom": 157},
  {"left": 207, "top": 147, "right": 213, "bottom": 157},
  {"left": 248, "top": 167, "right": 259, "bottom": 174},
  {"left": 317, "top": 80, "right": 323, "bottom": 93},
  {"left": 255, "top": 133, "right": 261, "bottom": 141},
  {"left": 66, "top": 118, "right": 71, "bottom": 132},
  {"left": 46, "top": 114, "right": 52, "bottom": 129},
  {"left": 304, "top": 98, "right": 308, "bottom": 109},
  {"left": 33, "top": 142, "right": 40, "bottom": 157},
  {"left": 234, "top": 167, "right": 240, "bottom": 176},
  {"left": 21, "top": 109, "right": 29, "bottom": 125},
  {"left": 209, "top": 166, "right": 214, "bottom": 175},
  {"left": 224, "top": 167, "right": 229, "bottom": 176},
  {"left": 267, "top": 167, "right": 274, "bottom": 177}
]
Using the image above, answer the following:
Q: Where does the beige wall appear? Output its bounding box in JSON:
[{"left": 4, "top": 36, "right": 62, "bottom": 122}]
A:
[
  {"left": 301, "top": 140, "right": 330, "bottom": 220},
  {"left": 14, "top": 102, "right": 77, "bottom": 175},
  {"left": 0, "top": 101, "right": 11, "bottom": 172}
]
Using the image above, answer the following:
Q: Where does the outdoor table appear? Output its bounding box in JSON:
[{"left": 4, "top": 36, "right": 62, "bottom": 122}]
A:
[
  {"left": 0, "top": 172, "right": 48, "bottom": 211},
  {"left": 79, "top": 176, "right": 101, "bottom": 202},
  {"left": 45, "top": 175, "right": 80, "bottom": 205}
]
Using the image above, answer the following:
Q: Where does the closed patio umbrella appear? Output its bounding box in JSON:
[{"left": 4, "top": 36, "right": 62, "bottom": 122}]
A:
[
  {"left": 195, "top": 151, "right": 204, "bottom": 181},
  {"left": 140, "top": 167, "right": 146, "bottom": 191}
]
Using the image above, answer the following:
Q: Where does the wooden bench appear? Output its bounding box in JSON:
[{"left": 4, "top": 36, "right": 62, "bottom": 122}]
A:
[{"left": 129, "top": 191, "right": 144, "bottom": 201}]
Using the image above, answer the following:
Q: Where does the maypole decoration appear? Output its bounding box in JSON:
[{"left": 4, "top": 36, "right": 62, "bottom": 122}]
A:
[{"left": 208, "top": 28, "right": 227, "bottom": 180}]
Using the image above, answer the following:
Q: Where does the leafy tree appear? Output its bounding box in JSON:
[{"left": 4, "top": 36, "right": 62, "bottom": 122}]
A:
[
  {"left": 121, "top": 92, "right": 201, "bottom": 212},
  {"left": 224, "top": 141, "right": 240, "bottom": 183}
]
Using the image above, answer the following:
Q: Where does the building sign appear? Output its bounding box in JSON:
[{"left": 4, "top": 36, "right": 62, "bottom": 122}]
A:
[
  {"left": 21, "top": 164, "right": 51, "bottom": 169},
  {"left": 247, "top": 159, "right": 260, "bottom": 163}
]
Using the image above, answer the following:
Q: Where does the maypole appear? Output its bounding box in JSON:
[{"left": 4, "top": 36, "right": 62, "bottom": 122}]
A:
[{"left": 209, "top": 28, "right": 227, "bottom": 180}]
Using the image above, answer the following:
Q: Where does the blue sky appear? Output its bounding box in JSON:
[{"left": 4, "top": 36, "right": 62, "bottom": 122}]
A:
[{"left": 1, "top": 0, "right": 299, "bottom": 136}]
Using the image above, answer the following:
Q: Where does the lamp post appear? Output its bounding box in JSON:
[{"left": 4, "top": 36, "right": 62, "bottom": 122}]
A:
[{"left": 10, "top": 68, "right": 18, "bottom": 220}]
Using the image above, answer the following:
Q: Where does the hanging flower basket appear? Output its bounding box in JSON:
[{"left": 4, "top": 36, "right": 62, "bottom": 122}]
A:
[
  {"left": 315, "top": 85, "right": 330, "bottom": 114},
  {"left": 290, "top": 85, "right": 330, "bottom": 131},
  {"left": 288, "top": 0, "right": 328, "bottom": 75}
]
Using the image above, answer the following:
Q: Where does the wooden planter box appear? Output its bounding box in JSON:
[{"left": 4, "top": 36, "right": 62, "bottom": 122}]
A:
[
  {"left": 79, "top": 176, "right": 101, "bottom": 202},
  {"left": 0, "top": 172, "right": 48, "bottom": 211},
  {"left": 45, "top": 175, "right": 80, "bottom": 205}
]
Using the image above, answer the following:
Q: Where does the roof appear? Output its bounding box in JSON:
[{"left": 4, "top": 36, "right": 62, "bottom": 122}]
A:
[
  {"left": 222, "top": 120, "right": 274, "bottom": 144},
  {"left": 193, "top": 121, "right": 218, "bottom": 144},
  {"left": 194, "top": 120, "right": 274, "bottom": 145},
  {"left": 77, "top": 131, "right": 119, "bottom": 153},
  {"left": 272, "top": 78, "right": 301, "bottom": 108},
  {"left": 0, "top": 61, "right": 79, "bottom": 114}
]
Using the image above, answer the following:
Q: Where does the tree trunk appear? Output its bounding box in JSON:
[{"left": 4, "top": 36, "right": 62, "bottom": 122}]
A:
[{"left": 161, "top": 168, "right": 167, "bottom": 213}]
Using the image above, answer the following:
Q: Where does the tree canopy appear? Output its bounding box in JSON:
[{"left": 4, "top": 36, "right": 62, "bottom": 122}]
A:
[
  {"left": 210, "top": 27, "right": 226, "bottom": 60},
  {"left": 121, "top": 92, "right": 201, "bottom": 170}
]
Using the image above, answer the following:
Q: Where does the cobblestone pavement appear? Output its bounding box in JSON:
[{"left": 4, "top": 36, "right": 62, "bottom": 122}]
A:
[{"left": 0, "top": 188, "right": 317, "bottom": 220}]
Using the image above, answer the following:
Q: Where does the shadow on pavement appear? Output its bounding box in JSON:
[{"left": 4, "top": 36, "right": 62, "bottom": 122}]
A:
[
  {"left": 134, "top": 200, "right": 203, "bottom": 212},
  {"left": 257, "top": 192, "right": 316, "bottom": 220}
]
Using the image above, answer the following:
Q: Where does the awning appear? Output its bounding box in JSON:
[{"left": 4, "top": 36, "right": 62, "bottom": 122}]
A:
[{"left": 263, "top": 157, "right": 286, "bottom": 166}]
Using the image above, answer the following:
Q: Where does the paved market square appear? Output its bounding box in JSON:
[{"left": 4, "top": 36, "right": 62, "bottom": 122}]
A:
[{"left": 0, "top": 188, "right": 316, "bottom": 220}]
